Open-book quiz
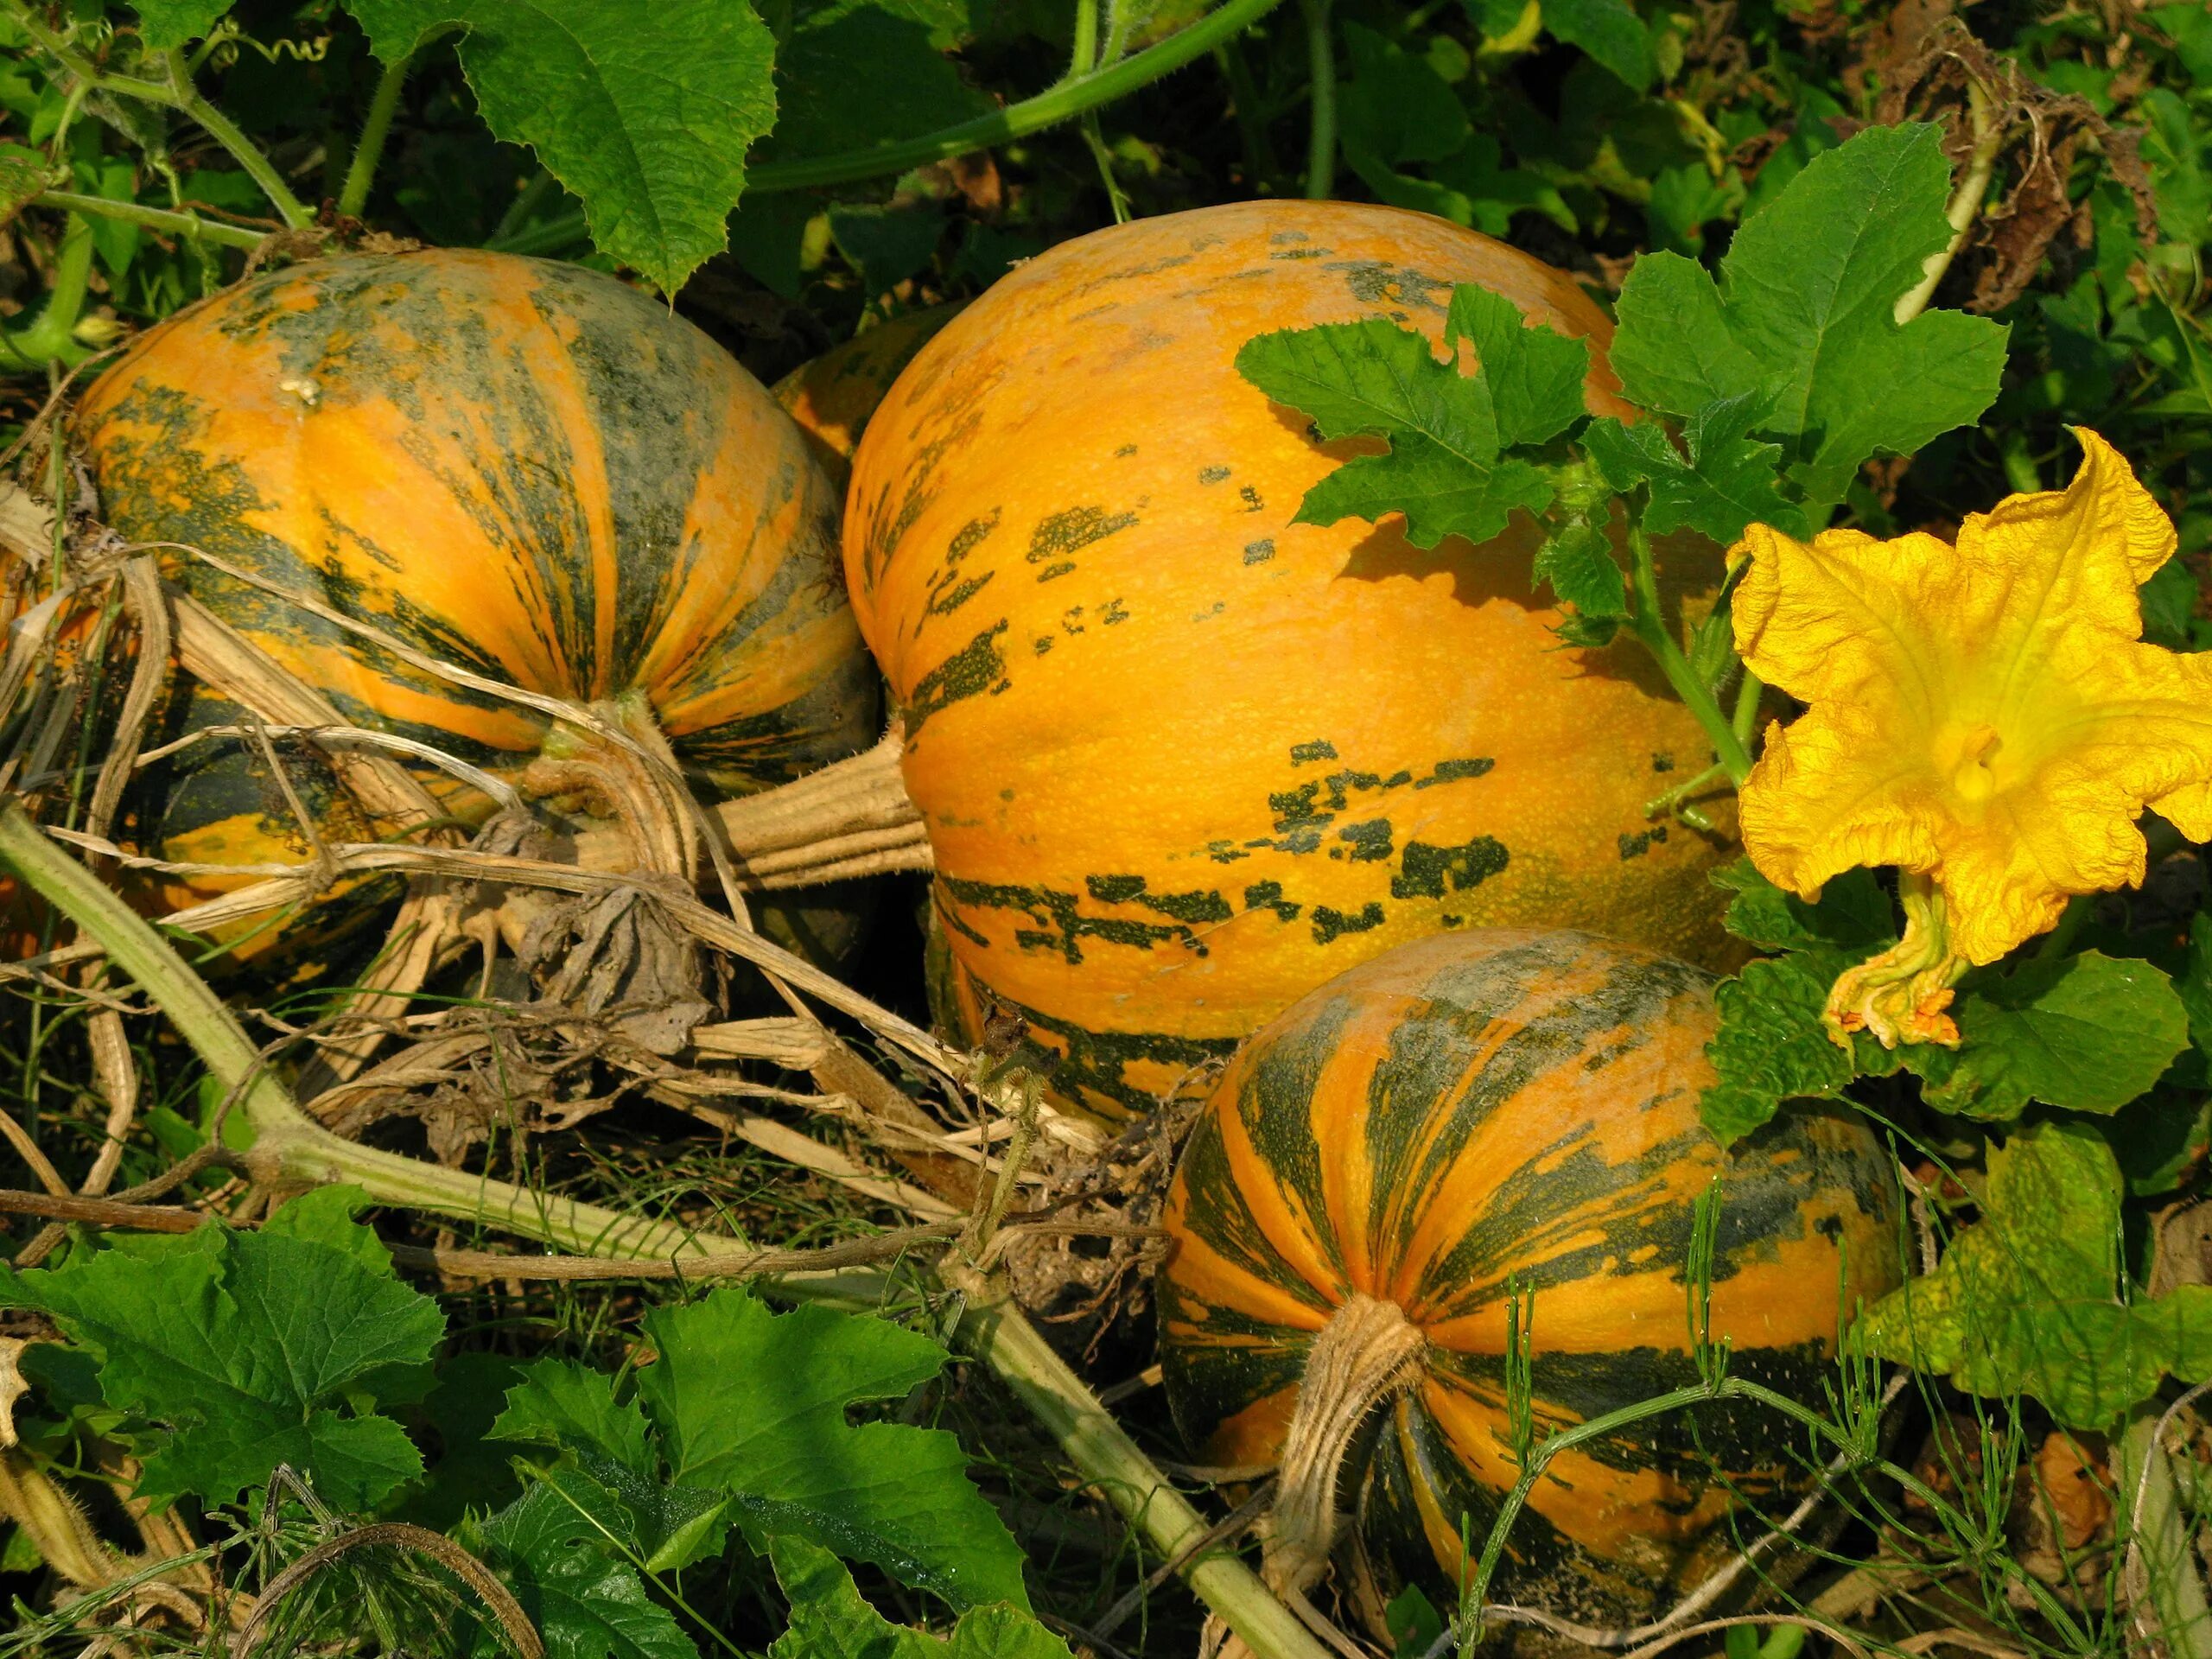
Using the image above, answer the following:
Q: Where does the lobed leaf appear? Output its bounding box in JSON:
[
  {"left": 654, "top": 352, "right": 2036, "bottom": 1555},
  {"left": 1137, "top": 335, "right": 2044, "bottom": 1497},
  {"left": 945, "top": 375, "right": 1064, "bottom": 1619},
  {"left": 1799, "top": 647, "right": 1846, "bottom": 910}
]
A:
[
  {"left": 766, "top": 1535, "right": 1071, "bottom": 1659},
  {"left": 342, "top": 0, "right": 777, "bottom": 295},
  {"left": 1610, "top": 124, "right": 2008, "bottom": 510},
  {"left": 1912, "top": 952, "right": 2192, "bottom": 1121},
  {"left": 0, "top": 1191, "right": 442, "bottom": 1509},
  {"left": 1856, "top": 1120, "right": 2212, "bottom": 1427}
]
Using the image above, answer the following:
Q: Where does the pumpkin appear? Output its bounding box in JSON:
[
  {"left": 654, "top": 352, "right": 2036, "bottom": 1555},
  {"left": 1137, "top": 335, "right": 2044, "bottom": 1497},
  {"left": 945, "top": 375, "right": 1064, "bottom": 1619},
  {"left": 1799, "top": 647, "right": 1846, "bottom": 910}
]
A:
[
  {"left": 844, "top": 200, "right": 1738, "bottom": 1122},
  {"left": 772, "top": 302, "right": 964, "bottom": 474},
  {"left": 76, "top": 250, "right": 877, "bottom": 963},
  {"left": 1158, "top": 928, "right": 1902, "bottom": 1628}
]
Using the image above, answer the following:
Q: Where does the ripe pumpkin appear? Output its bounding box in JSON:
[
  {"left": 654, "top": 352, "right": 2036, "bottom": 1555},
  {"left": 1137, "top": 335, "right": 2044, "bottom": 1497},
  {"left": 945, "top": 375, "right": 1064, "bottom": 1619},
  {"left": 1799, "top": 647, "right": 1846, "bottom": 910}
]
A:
[
  {"left": 772, "top": 302, "right": 964, "bottom": 474},
  {"left": 77, "top": 251, "right": 877, "bottom": 960},
  {"left": 1159, "top": 928, "right": 1902, "bottom": 1626},
  {"left": 845, "top": 200, "right": 1738, "bottom": 1122}
]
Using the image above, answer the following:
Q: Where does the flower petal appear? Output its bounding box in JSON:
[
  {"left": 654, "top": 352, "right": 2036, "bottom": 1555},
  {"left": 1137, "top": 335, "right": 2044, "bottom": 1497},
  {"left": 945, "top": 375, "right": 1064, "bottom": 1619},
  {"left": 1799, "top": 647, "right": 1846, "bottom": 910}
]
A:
[
  {"left": 1731, "top": 524, "right": 1962, "bottom": 718},
  {"left": 1738, "top": 704, "right": 1942, "bottom": 899}
]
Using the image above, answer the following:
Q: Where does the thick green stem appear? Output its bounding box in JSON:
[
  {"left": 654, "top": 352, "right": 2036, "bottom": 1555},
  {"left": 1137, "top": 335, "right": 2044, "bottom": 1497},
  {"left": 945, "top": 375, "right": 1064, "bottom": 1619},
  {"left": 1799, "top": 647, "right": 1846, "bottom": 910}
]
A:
[
  {"left": 0, "top": 216, "right": 96, "bottom": 371},
  {"left": 2120, "top": 1404, "right": 2212, "bottom": 1659},
  {"left": 32, "top": 189, "right": 266, "bottom": 251},
  {"left": 161, "top": 50, "right": 314, "bottom": 228},
  {"left": 1298, "top": 0, "right": 1334, "bottom": 200},
  {"left": 486, "top": 0, "right": 1289, "bottom": 254},
  {"left": 340, "top": 41, "right": 433, "bottom": 220},
  {"left": 1628, "top": 528, "right": 1753, "bottom": 785},
  {"left": 1731, "top": 666, "right": 1764, "bottom": 747},
  {"left": 942, "top": 1261, "right": 1334, "bottom": 1659},
  {"left": 0, "top": 803, "right": 1331, "bottom": 1659}
]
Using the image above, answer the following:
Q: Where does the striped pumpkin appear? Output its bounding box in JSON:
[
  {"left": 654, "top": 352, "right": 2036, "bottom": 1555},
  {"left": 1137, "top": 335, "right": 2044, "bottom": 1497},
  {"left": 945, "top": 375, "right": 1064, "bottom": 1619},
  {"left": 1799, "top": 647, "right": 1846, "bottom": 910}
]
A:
[
  {"left": 845, "top": 200, "right": 1739, "bottom": 1122},
  {"left": 1159, "top": 929, "right": 1902, "bottom": 1625},
  {"left": 77, "top": 250, "right": 877, "bottom": 962}
]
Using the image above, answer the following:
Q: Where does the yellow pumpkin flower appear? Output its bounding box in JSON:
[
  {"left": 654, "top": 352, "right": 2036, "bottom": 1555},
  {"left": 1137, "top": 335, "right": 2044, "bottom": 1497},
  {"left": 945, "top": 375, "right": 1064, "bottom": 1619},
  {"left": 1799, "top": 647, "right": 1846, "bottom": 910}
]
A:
[{"left": 1731, "top": 429, "right": 2212, "bottom": 1046}]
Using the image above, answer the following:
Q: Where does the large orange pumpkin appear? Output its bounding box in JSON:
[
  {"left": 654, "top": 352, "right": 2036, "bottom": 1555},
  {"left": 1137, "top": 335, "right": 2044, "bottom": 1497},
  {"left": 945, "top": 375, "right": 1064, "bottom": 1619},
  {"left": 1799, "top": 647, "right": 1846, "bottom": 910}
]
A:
[
  {"left": 76, "top": 251, "right": 877, "bottom": 963},
  {"left": 845, "top": 200, "right": 1737, "bottom": 1120},
  {"left": 1160, "top": 928, "right": 1902, "bottom": 1626}
]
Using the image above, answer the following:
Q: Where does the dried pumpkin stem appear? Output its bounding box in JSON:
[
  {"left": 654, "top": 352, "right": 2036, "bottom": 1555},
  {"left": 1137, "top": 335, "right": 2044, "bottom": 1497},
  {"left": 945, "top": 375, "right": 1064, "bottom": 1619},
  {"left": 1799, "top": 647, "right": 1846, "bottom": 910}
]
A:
[{"left": 1262, "top": 1293, "right": 1425, "bottom": 1601}]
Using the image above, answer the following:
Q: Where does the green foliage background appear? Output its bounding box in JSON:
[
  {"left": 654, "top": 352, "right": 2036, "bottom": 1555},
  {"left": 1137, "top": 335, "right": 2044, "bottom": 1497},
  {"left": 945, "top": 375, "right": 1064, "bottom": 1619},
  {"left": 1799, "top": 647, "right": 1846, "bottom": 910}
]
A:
[{"left": 3, "top": 0, "right": 2212, "bottom": 1655}]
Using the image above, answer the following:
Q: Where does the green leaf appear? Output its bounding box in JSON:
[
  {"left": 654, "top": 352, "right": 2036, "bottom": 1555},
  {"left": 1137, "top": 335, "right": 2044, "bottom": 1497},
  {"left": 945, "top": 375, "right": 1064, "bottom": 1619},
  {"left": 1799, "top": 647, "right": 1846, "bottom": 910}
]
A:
[
  {"left": 1609, "top": 124, "right": 2008, "bottom": 508},
  {"left": 1531, "top": 518, "right": 1626, "bottom": 639},
  {"left": 537, "top": 1459, "right": 733, "bottom": 1576},
  {"left": 132, "top": 0, "right": 233, "bottom": 48},
  {"left": 493, "top": 1360, "right": 653, "bottom": 1475},
  {"left": 1446, "top": 285, "right": 1591, "bottom": 449},
  {"left": 1539, "top": 0, "right": 1654, "bottom": 90},
  {"left": 637, "top": 1293, "right": 1028, "bottom": 1612},
  {"left": 1298, "top": 437, "right": 1554, "bottom": 550},
  {"left": 766, "top": 1535, "right": 1071, "bottom": 1659},
  {"left": 341, "top": 0, "right": 777, "bottom": 295},
  {"left": 1338, "top": 22, "right": 1470, "bottom": 169},
  {"left": 0, "top": 1200, "right": 442, "bottom": 1509},
  {"left": 1914, "top": 953, "right": 2192, "bottom": 1122},
  {"left": 1709, "top": 859, "right": 1896, "bottom": 954},
  {"left": 767, "top": 0, "right": 992, "bottom": 160},
  {"left": 0, "top": 143, "right": 62, "bottom": 235},
  {"left": 1237, "top": 295, "right": 1586, "bottom": 550},
  {"left": 1583, "top": 397, "right": 1810, "bottom": 543},
  {"left": 1700, "top": 950, "right": 1858, "bottom": 1144},
  {"left": 1856, "top": 1120, "right": 2212, "bottom": 1427},
  {"left": 480, "top": 1483, "right": 700, "bottom": 1659},
  {"left": 829, "top": 200, "right": 948, "bottom": 298}
]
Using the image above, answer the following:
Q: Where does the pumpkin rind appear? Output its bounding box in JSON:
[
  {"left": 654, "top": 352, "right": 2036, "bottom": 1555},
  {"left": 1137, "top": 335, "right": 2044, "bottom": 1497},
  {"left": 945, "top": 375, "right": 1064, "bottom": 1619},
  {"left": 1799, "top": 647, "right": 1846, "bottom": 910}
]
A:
[
  {"left": 78, "top": 251, "right": 878, "bottom": 948},
  {"left": 772, "top": 302, "right": 964, "bottom": 473},
  {"left": 1158, "top": 928, "right": 1903, "bottom": 1623},
  {"left": 845, "top": 200, "right": 1738, "bottom": 1121}
]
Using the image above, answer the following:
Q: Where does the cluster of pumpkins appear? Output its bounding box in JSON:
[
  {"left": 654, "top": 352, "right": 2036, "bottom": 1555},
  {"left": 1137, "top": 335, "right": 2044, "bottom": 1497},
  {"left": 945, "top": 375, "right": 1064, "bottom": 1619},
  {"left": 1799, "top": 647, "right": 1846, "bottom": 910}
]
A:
[{"left": 63, "top": 199, "right": 1901, "bottom": 1628}]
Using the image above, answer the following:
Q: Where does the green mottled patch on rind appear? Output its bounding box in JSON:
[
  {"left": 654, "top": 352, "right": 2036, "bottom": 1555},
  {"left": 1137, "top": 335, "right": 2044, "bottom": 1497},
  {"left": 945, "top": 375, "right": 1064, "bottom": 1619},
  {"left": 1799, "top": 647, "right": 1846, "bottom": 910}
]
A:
[
  {"left": 1311, "top": 902, "right": 1385, "bottom": 944},
  {"left": 1391, "top": 836, "right": 1510, "bottom": 899},
  {"left": 903, "top": 621, "right": 1009, "bottom": 735},
  {"left": 925, "top": 944, "right": 1237, "bottom": 1118}
]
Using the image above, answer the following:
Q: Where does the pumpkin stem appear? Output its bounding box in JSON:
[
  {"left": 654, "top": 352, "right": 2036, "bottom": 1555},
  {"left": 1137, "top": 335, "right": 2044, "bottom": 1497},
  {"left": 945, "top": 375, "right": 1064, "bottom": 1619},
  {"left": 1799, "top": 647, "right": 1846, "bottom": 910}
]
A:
[
  {"left": 709, "top": 721, "right": 929, "bottom": 890},
  {"left": 1262, "top": 1293, "right": 1425, "bottom": 1603}
]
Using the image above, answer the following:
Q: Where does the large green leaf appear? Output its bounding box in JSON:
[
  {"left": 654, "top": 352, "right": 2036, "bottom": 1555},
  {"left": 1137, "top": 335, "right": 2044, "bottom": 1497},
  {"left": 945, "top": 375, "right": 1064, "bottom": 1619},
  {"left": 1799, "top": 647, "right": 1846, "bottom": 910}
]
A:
[
  {"left": 342, "top": 0, "right": 776, "bottom": 294},
  {"left": 132, "top": 0, "right": 232, "bottom": 48},
  {"left": 1912, "top": 952, "right": 2192, "bottom": 1121},
  {"left": 1856, "top": 1120, "right": 2212, "bottom": 1428},
  {"left": 1582, "top": 395, "right": 1811, "bottom": 543},
  {"left": 0, "top": 1188, "right": 442, "bottom": 1509},
  {"left": 766, "top": 1535, "right": 1071, "bottom": 1659},
  {"left": 637, "top": 1293, "right": 1028, "bottom": 1612},
  {"left": 1610, "top": 124, "right": 2008, "bottom": 507},
  {"left": 479, "top": 1483, "right": 701, "bottom": 1659}
]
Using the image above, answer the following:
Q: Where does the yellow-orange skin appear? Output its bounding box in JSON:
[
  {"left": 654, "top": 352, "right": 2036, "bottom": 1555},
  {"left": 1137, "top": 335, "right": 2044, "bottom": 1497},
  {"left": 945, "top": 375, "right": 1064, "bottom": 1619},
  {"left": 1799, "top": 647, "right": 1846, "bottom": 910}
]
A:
[
  {"left": 772, "top": 302, "right": 965, "bottom": 473},
  {"left": 76, "top": 251, "right": 875, "bottom": 951},
  {"left": 847, "top": 200, "right": 1737, "bottom": 1119}
]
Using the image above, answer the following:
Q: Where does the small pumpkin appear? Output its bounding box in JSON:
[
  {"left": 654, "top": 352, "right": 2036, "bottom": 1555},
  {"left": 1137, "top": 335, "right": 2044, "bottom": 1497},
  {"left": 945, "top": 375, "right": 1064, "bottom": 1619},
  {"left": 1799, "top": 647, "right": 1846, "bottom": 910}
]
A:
[
  {"left": 1159, "top": 928, "right": 1901, "bottom": 1627},
  {"left": 772, "top": 302, "right": 964, "bottom": 474},
  {"left": 76, "top": 250, "right": 878, "bottom": 965},
  {"left": 845, "top": 200, "right": 1739, "bottom": 1122}
]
